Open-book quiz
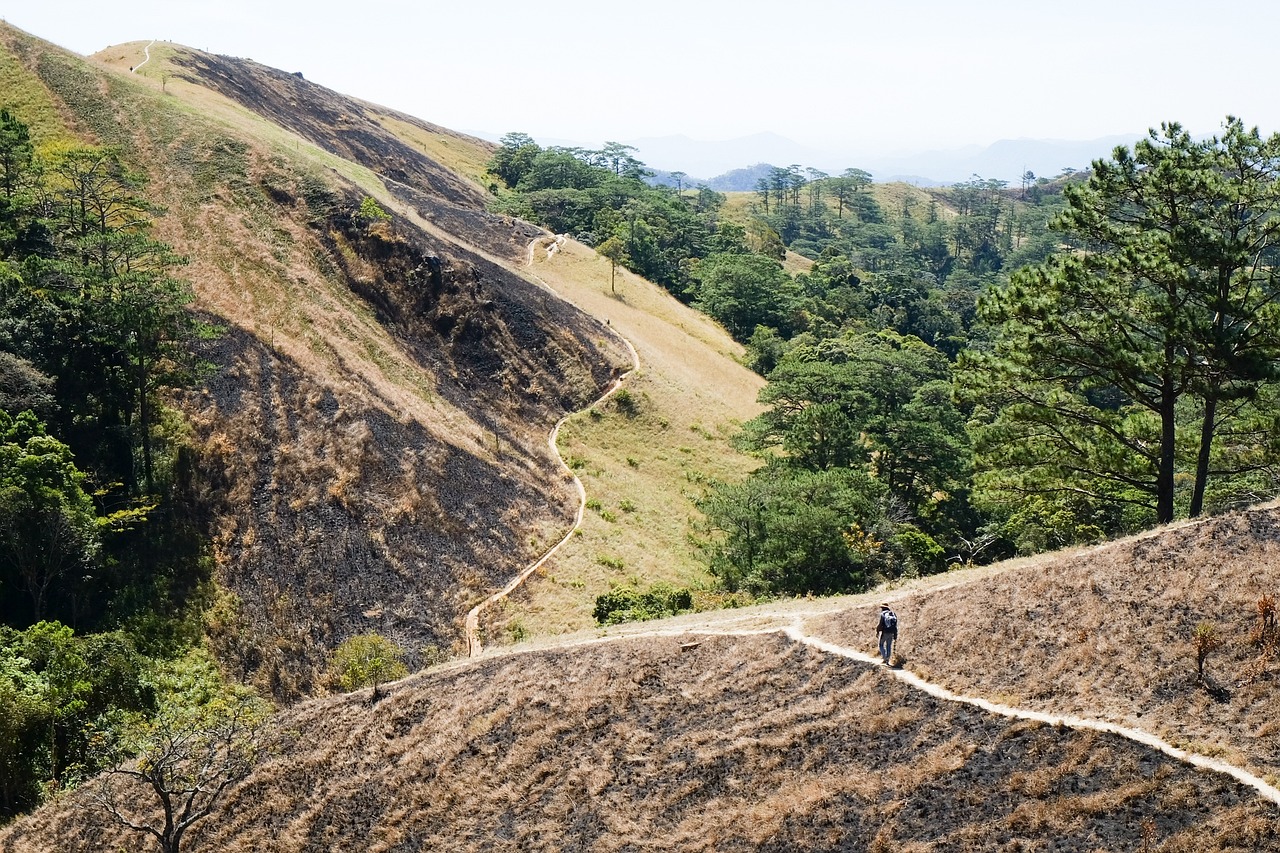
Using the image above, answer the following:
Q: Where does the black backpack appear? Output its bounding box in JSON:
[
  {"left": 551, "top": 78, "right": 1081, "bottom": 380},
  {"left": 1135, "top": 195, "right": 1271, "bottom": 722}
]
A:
[{"left": 882, "top": 610, "right": 898, "bottom": 631}]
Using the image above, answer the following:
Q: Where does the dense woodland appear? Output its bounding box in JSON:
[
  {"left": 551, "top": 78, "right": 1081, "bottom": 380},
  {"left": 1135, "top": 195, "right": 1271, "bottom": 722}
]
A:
[
  {"left": 0, "top": 109, "right": 261, "bottom": 822},
  {"left": 489, "top": 118, "right": 1280, "bottom": 596}
]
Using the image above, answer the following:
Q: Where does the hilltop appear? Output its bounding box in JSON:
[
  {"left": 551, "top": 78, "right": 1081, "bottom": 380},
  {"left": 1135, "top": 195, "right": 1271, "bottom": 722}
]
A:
[
  {"left": 0, "top": 26, "right": 767, "bottom": 695},
  {"left": 0, "top": 25, "right": 628, "bottom": 696}
]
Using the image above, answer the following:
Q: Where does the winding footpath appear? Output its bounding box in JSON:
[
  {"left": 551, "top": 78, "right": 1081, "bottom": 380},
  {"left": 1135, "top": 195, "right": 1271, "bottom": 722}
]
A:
[
  {"left": 463, "top": 235, "right": 638, "bottom": 656},
  {"left": 780, "top": 624, "right": 1280, "bottom": 807}
]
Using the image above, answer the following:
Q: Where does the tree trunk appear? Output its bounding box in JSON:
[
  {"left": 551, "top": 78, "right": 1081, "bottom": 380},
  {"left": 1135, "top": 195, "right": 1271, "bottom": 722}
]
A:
[
  {"left": 1157, "top": 376, "right": 1178, "bottom": 525},
  {"left": 138, "top": 356, "right": 153, "bottom": 494},
  {"left": 1189, "top": 394, "right": 1218, "bottom": 517}
]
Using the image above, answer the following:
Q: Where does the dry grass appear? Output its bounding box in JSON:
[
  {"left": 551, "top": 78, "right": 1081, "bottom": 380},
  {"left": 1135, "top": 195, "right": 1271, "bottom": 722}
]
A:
[
  {"left": 487, "top": 239, "right": 765, "bottom": 640},
  {"left": 807, "top": 503, "right": 1280, "bottom": 784},
  {"left": 3, "top": 632, "right": 1272, "bottom": 852},
  {"left": 0, "top": 25, "right": 632, "bottom": 695},
  {"left": 365, "top": 108, "right": 495, "bottom": 190}
]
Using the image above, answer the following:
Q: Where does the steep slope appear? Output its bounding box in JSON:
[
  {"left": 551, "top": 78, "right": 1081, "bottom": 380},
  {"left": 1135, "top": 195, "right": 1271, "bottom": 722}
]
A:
[{"left": 0, "top": 26, "right": 632, "bottom": 697}]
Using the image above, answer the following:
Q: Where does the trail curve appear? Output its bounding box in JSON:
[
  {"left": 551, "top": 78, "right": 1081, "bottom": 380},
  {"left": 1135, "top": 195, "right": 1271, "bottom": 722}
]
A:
[
  {"left": 463, "top": 236, "right": 639, "bottom": 656},
  {"left": 780, "top": 623, "right": 1280, "bottom": 807},
  {"left": 132, "top": 39, "right": 155, "bottom": 73}
]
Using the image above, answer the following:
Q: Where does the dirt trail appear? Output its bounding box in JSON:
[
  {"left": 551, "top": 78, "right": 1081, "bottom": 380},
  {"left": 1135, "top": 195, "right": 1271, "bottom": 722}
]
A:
[
  {"left": 132, "top": 39, "right": 155, "bottom": 73},
  {"left": 463, "top": 236, "right": 638, "bottom": 655},
  {"left": 779, "top": 624, "right": 1280, "bottom": 807}
]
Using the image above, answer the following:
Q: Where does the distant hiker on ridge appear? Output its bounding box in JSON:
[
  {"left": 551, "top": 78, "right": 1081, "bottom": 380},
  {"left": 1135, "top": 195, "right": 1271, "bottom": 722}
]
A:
[{"left": 876, "top": 603, "right": 898, "bottom": 665}]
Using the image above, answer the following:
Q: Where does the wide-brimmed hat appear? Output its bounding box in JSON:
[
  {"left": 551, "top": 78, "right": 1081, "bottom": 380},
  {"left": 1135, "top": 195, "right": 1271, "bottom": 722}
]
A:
[{"left": 879, "top": 603, "right": 891, "bottom": 609}]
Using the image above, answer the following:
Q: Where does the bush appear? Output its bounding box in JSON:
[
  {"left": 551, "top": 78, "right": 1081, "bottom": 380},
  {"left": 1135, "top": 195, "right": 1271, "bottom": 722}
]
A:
[
  {"left": 329, "top": 633, "right": 407, "bottom": 697},
  {"left": 593, "top": 583, "right": 694, "bottom": 625},
  {"left": 613, "top": 388, "right": 638, "bottom": 415}
]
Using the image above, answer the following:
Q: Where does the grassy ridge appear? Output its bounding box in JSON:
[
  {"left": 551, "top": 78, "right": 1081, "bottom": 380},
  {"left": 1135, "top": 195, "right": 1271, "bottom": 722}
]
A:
[
  {"left": 808, "top": 502, "right": 1280, "bottom": 787},
  {"left": 2, "top": 627, "right": 1272, "bottom": 851}
]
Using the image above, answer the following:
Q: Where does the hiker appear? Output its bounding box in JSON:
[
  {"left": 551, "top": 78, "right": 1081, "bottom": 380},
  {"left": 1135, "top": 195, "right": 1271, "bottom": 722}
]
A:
[{"left": 876, "top": 603, "right": 898, "bottom": 665}]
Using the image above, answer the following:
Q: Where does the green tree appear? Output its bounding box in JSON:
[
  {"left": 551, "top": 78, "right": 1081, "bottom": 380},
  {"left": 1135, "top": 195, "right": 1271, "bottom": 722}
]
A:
[
  {"left": 698, "top": 465, "right": 887, "bottom": 595},
  {"left": 0, "top": 109, "right": 37, "bottom": 260},
  {"left": 971, "top": 119, "right": 1280, "bottom": 524},
  {"left": 329, "top": 633, "right": 407, "bottom": 698},
  {"left": 488, "top": 132, "right": 541, "bottom": 187},
  {"left": 0, "top": 412, "right": 100, "bottom": 625},
  {"left": 741, "top": 331, "right": 969, "bottom": 521},
  {"left": 37, "top": 145, "right": 210, "bottom": 495},
  {"left": 690, "top": 252, "right": 798, "bottom": 340},
  {"left": 596, "top": 234, "right": 628, "bottom": 293}
]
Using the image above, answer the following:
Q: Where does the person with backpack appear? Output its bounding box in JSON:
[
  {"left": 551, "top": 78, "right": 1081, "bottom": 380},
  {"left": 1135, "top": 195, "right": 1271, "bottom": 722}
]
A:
[{"left": 876, "top": 603, "right": 898, "bottom": 665}]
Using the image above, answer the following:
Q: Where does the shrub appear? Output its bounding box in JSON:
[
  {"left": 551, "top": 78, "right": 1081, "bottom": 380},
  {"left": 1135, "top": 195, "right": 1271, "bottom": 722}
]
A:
[
  {"left": 1192, "top": 622, "right": 1220, "bottom": 680},
  {"left": 356, "top": 196, "right": 391, "bottom": 223},
  {"left": 612, "top": 387, "right": 638, "bottom": 415},
  {"left": 329, "top": 633, "right": 407, "bottom": 698},
  {"left": 593, "top": 583, "right": 694, "bottom": 625}
]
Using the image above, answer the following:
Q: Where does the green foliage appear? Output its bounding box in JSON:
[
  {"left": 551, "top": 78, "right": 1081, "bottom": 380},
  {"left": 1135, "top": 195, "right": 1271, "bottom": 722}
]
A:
[
  {"left": 612, "top": 387, "right": 637, "bottom": 415},
  {"left": 0, "top": 621, "right": 155, "bottom": 820},
  {"left": 885, "top": 528, "right": 945, "bottom": 576},
  {"left": 967, "top": 118, "right": 1280, "bottom": 526},
  {"left": 489, "top": 131, "right": 748, "bottom": 294},
  {"left": 593, "top": 582, "right": 693, "bottom": 625},
  {"left": 742, "top": 331, "right": 970, "bottom": 522},
  {"left": 329, "top": 633, "right": 408, "bottom": 696},
  {"left": 689, "top": 252, "right": 799, "bottom": 341},
  {"left": 356, "top": 195, "right": 391, "bottom": 223},
  {"left": 0, "top": 411, "right": 100, "bottom": 625},
  {"left": 0, "top": 111, "right": 223, "bottom": 826},
  {"left": 698, "top": 464, "right": 889, "bottom": 596}
]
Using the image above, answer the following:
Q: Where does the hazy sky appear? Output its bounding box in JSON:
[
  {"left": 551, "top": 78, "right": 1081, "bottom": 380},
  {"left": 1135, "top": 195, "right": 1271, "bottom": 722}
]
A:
[{"left": 3, "top": 1, "right": 1277, "bottom": 157}]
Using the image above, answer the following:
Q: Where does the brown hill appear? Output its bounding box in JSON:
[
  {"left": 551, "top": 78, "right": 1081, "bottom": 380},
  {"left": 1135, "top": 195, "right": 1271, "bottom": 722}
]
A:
[
  {"left": 0, "top": 25, "right": 632, "bottom": 697},
  {"left": 1, "top": 626, "right": 1273, "bottom": 851},
  {"left": 5, "top": 24, "right": 1280, "bottom": 853},
  {"left": 812, "top": 501, "right": 1280, "bottom": 787}
]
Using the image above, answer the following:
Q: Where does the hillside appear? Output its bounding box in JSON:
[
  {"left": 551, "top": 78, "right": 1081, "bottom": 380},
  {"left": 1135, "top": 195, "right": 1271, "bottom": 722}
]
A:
[
  {"left": 4, "top": 506, "right": 1279, "bottom": 850},
  {"left": 0, "top": 26, "right": 644, "bottom": 697},
  {"left": 481, "top": 237, "right": 765, "bottom": 641}
]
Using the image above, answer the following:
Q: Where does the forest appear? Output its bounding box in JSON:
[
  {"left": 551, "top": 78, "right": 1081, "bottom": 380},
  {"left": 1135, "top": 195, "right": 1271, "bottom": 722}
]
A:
[
  {"left": 488, "top": 118, "right": 1280, "bottom": 596},
  {"left": 0, "top": 108, "right": 260, "bottom": 822}
]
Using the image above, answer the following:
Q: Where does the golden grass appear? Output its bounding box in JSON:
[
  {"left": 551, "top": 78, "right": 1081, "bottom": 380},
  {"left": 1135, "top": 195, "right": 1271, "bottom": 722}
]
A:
[
  {"left": 0, "top": 27, "right": 77, "bottom": 144},
  {"left": 486, "top": 239, "right": 765, "bottom": 639},
  {"left": 3, "top": 631, "right": 1272, "bottom": 852},
  {"left": 366, "top": 109, "right": 495, "bottom": 189}
]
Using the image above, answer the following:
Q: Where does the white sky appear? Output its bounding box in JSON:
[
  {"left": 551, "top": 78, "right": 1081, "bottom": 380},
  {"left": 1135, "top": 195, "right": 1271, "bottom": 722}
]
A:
[{"left": 3, "top": 1, "right": 1277, "bottom": 158}]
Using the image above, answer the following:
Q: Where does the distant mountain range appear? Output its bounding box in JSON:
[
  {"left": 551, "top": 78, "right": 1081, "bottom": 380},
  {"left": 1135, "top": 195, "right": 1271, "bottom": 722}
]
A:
[
  {"left": 471, "top": 129, "right": 1150, "bottom": 189},
  {"left": 626, "top": 131, "right": 1147, "bottom": 188}
]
